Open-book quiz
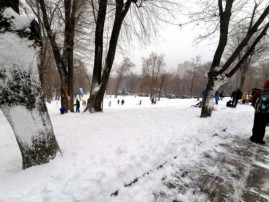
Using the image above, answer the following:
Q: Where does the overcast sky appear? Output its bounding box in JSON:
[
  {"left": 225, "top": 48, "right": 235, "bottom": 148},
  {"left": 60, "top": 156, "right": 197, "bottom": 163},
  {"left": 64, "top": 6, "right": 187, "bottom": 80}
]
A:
[{"left": 123, "top": 21, "right": 218, "bottom": 74}]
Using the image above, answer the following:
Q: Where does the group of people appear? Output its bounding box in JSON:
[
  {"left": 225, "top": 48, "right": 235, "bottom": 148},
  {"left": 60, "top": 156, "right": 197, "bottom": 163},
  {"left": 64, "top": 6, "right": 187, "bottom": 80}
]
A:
[
  {"left": 59, "top": 99, "right": 87, "bottom": 114},
  {"left": 117, "top": 99, "right": 125, "bottom": 105}
]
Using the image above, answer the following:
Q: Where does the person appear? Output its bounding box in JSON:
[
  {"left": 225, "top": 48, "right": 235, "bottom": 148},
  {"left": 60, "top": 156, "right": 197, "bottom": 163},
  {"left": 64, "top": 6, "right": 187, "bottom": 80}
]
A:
[
  {"left": 121, "top": 99, "right": 125, "bottom": 105},
  {"left": 215, "top": 91, "right": 220, "bottom": 105},
  {"left": 231, "top": 88, "right": 242, "bottom": 108},
  {"left": 109, "top": 100, "right": 112, "bottom": 107},
  {"left": 117, "top": 99, "right": 120, "bottom": 105},
  {"left": 74, "top": 99, "right": 80, "bottom": 112},
  {"left": 59, "top": 105, "right": 66, "bottom": 114},
  {"left": 251, "top": 88, "right": 259, "bottom": 96},
  {"left": 151, "top": 97, "right": 154, "bottom": 104},
  {"left": 139, "top": 100, "right": 142, "bottom": 105},
  {"left": 220, "top": 91, "right": 224, "bottom": 100},
  {"left": 197, "top": 89, "right": 206, "bottom": 107},
  {"left": 250, "top": 80, "right": 269, "bottom": 144},
  {"left": 82, "top": 100, "right": 86, "bottom": 106},
  {"left": 242, "top": 91, "right": 248, "bottom": 104}
]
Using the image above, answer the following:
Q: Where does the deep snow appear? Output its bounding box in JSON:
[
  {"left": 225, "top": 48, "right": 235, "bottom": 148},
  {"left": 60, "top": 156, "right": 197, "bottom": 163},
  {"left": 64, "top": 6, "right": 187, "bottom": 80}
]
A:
[{"left": 0, "top": 96, "right": 260, "bottom": 201}]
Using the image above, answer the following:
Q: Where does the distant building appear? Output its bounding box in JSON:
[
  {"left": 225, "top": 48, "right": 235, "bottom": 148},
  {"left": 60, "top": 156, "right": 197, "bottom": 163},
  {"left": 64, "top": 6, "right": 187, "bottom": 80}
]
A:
[{"left": 176, "top": 61, "right": 193, "bottom": 77}]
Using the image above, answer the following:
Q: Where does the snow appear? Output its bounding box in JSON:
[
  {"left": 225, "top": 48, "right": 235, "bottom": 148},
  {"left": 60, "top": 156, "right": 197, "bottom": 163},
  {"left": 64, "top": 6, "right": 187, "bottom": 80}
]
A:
[
  {"left": 0, "top": 33, "right": 39, "bottom": 79},
  {"left": 0, "top": 96, "right": 258, "bottom": 201},
  {"left": 2, "top": 8, "right": 33, "bottom": 30},
  {"left": 2, "top": 106, "right": 49, "bottom": 146}
]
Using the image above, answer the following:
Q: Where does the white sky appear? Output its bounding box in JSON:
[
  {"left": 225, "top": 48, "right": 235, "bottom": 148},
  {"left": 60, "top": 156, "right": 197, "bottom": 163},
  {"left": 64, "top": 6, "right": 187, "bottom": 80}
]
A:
[{"left": 124, "top": 21, "right": 218, "bottom": 74}]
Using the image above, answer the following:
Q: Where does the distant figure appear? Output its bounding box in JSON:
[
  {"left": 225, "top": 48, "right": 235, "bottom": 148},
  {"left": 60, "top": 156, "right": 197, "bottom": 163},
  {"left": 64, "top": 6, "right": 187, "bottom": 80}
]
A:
[
  {"left": 231, "top": 88, "right": 242, "bottom": 108},
  {"left": 82, "top": 100, "right": 86, "bottom": 106},
  {"left": 215, "top": 91, "right": 220, "bottom": 105},
  {"left": 139, "top": 100, "right": 142, "bottom": 105},
  {"left": 242, "top": 92, "right": 248, "bottom": 104},
  {"left": 117, "top": 99, "right": 120, "bottom": 105},
  {"left": 197, "top": 96, "right": 200, "bottom": 101},
  {"left": 151, "top": 97, "right": 154, "bottom": 104},
  {"left": 75, "top": 99, "right": 80, "bottom": 113},
  {"left": 220, "top": 91, "right": 224, "bottom": 100},
  {"left": 109, "top": 100, "right": 112, "bottom": 107},
  {"left": 251, "top": 88, "right": 259, "bottom": 96},
  {"left": 121, "top": 99, "right": 125, "bottom": 105},
  {"left": 250, "top": 80, "right": 269, "bottom": 144},
  {"left": 197, "top": 89, "right": 206, "bottom": 107},
  {"left": 59, "top": 105, "right": 66, "bottom": 114}
]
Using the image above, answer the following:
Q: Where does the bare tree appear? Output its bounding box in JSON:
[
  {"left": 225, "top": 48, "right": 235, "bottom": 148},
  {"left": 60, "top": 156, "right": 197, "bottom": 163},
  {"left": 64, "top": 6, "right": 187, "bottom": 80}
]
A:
[
  {"left": 34, "top": 0, "right": 89, "bottom": 111},
  {"left": 0, "top": 2, "right": 60, "bottom": 169},
  {"left": 198, "top": 1, "right": 269, "bottom": 117},
  {"left": 142, "top": 52, "right": 166, "bottom": 98},
  {"left": 189, "top": 55, "right": 201, "bottom": 97},
  {"left": 230, "top": 29, "right": 269, "bottom": 90},
  {"left": 114, "top": 57, "right": 135, "bottom": 98}
]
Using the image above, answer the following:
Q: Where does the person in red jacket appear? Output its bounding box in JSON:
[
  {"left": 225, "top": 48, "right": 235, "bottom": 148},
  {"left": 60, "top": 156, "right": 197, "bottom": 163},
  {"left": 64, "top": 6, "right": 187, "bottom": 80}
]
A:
[{"left": 250, "top": 80, "right": 269, "bottom": 144}]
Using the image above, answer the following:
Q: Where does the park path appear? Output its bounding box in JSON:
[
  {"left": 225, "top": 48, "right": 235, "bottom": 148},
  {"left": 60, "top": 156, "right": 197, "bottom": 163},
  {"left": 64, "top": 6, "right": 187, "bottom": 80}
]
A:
[{"left": 193, "top": 134, "right": 269, "bottom": 201}]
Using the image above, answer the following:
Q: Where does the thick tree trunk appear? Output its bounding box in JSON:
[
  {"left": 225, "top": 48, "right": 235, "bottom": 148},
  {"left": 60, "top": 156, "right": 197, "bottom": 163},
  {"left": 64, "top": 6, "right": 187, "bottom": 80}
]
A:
[
  {"left": 200, "top": 75, "right": 215, "bottom": 117},
  {"left": 0, "top": 8, "right": 60, "bottom": 169},
  {"left": 63, "top": 0, "right": 76, "bottom": 112},
  {"left": 239, "top": 73, "right": 246, "bottom": 90}
]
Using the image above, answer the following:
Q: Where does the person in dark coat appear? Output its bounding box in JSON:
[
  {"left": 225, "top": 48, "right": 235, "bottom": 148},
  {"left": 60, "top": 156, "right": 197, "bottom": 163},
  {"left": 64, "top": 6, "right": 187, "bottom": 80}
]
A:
[
  {"left": 250, "top": 80, "right": 269, "bottom": 144},
  {"left": 231, "top": 88, "right": 242, "bottom": 107},
  {"left": 220, "top": 91, "right": 224, "bottom": 100},
  {"left": 215, "top": 91, "right": 220, "bottom": 105},
  {"left": 59, "top": 105, "right": 66, "bottom": 114},
  {"left": 75, "top": 99, "right": 80, "bottom": 113},
  {"left": 197, "top": 89, "right": 206, "bottom": 107}
]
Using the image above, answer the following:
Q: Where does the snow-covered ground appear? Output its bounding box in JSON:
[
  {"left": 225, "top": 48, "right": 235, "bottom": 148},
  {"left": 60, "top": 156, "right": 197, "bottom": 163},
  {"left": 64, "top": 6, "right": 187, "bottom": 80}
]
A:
[{"left": 0, "top": 96, "right": 256, "bottom": 201}]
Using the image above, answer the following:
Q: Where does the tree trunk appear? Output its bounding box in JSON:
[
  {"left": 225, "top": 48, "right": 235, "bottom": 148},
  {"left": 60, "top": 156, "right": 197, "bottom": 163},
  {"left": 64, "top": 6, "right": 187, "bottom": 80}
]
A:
[
  {"left": 239, "top": 72, "right": 246, "bottom": 90},
  {"left": 0, "top": 7, "right": 60, "bottom": 169},
  {"left": 39, "top": 0, "right": 70, "bottom": 112},
  {"left": 200, "top": 75, "right": 215, "bottom": 117},
  {"left": 63, "top": 0, "right": 76, "bottom": 112},
  {"left": 114, "top": 77, "right": 120, "bottom": 98},
  {"left": 200, "top": 0, "right": 234, "bottom": 118}
]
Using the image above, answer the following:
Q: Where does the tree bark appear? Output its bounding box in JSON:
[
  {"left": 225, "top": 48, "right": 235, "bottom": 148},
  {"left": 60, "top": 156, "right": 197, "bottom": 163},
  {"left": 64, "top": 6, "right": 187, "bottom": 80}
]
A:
[
  {"left": 63, "top": 0, "right": 76, "bottom": 112},
  {"left": 0, "top": 7, "right": 60, "bottom": 169}
]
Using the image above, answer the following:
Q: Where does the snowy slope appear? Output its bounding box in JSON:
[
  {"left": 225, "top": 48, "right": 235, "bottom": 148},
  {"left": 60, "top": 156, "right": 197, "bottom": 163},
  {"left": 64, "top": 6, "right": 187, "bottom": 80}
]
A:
[{"left": 0, "top": 96, "right": 256, "bottom": 201}]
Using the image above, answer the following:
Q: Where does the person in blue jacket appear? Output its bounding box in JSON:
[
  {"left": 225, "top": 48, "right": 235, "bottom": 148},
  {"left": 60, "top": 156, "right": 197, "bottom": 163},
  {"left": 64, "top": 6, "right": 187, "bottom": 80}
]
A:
[
  {"left": 75, "top": 99, "right": 80, "bottom": 112},
  {"left": 215, "top": 91, "right": 220, "bottom": 105},
  {"left": 60, "top": 105, "right": 66, "bottom": 114}
]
